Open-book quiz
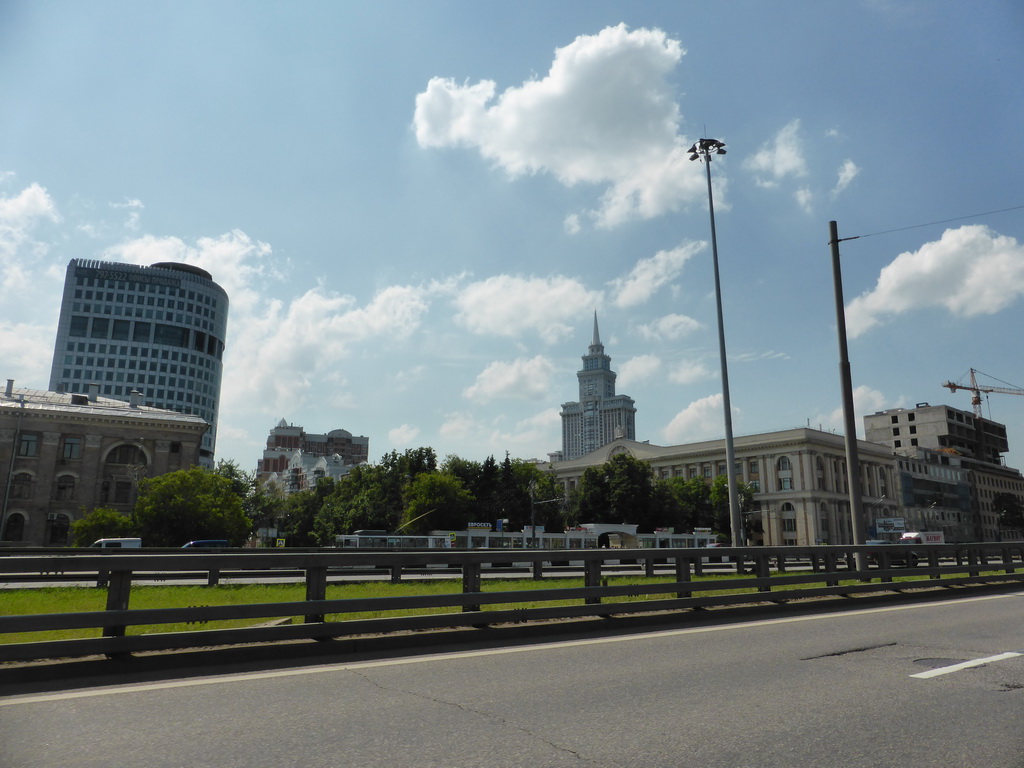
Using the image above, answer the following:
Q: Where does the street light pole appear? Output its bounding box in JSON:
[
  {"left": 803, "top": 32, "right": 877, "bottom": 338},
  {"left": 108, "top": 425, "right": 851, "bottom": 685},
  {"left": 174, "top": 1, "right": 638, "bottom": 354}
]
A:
[{"left": 689, "top": 138, "right": 742, "bottom": 545}]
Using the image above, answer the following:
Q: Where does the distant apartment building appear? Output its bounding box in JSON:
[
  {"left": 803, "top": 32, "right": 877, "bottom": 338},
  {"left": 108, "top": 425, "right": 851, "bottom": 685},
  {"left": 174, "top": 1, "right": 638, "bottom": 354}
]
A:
[
  {"left": 546, "top": 427, "right": 899, "bottom": 546},
  {"left": 0, "top": 379, "right": 207, "bottom": 546},
  {"left": 257, "top": 420, "right": 369, "bottom": 493},
  {"left": 865, "top": 403, "right": 1024, "bottom": 541},
  {"left": 558, "top": 314, "right": 636, "bottom": 461},
  {"left": 48, "top": 259, "right": 228, "bottom": 468}
]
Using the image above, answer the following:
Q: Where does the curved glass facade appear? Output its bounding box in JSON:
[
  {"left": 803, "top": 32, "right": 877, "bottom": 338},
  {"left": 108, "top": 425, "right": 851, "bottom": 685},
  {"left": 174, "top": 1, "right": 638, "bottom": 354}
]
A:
[{"left": 48, "top": 259, "right": 229, "bottom": 467}]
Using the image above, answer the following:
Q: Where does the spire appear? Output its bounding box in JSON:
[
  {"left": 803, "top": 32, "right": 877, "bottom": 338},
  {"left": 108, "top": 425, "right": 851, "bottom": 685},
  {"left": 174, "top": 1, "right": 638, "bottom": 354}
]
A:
[{"left": 592, "top": 310, "right": 601, "bottom": 346}]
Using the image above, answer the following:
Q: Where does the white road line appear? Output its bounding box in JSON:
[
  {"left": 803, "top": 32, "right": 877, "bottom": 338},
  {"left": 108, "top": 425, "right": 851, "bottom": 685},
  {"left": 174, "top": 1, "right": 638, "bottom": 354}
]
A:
[
  {"left": 3, "top": 590, "right": 1023, "bottom": 706},
  {"left": 909, "top": 651, "right": 1023, "bottom": 679}
]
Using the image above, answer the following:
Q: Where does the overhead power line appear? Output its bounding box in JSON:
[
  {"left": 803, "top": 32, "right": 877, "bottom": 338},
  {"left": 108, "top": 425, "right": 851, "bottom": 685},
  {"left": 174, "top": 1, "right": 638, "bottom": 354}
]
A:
[{"left": 837, "top": 204, "right": 1024, "bottom": 243}]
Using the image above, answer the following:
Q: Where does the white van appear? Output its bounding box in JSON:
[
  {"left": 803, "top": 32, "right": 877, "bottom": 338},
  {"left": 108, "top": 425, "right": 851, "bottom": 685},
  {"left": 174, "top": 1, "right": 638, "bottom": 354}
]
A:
[{"left": 90, "top": 538, "right": 142, "bottom": 548}]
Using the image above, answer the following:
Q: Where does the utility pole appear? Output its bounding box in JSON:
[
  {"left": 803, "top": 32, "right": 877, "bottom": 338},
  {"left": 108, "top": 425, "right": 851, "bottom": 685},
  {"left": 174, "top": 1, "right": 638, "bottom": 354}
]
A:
[{"left": 829, "top": 221, "right": 867, "bottom": 559}]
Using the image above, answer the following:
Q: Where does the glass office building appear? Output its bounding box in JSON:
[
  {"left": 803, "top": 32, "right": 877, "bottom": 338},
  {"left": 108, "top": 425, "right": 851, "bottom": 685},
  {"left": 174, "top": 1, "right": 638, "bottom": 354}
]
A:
[{"left": 48, "top": 259, "right": 229, "bottom": 467}]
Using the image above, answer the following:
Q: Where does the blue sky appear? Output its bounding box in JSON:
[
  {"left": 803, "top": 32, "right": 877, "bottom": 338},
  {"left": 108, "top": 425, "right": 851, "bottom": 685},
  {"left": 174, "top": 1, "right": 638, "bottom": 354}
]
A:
[{"left": 3, "top": 1, "right": 1024, "bottom": 471}]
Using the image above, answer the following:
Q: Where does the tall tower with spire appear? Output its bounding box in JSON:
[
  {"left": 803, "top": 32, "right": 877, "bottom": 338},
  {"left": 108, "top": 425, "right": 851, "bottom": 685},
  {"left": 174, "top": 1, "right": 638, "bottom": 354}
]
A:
[{"left": 559, "top": 313, "right": 636, "bottom": 460}]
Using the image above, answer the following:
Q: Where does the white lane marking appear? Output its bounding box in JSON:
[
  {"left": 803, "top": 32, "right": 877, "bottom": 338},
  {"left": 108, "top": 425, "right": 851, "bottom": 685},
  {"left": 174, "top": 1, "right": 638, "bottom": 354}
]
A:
[
  {"left": 3, "top": 590, "right": 1023, "bottom": 707},
  {"left": 910, "top": 651, "right": 1023, "bottom": 679}
]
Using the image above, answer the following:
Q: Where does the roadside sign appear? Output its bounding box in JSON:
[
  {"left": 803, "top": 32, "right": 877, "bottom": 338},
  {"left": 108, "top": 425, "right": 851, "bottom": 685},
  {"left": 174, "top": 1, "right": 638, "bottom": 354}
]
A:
[{"left": 875, "top": 517, "right": 905, "bottom": 533}]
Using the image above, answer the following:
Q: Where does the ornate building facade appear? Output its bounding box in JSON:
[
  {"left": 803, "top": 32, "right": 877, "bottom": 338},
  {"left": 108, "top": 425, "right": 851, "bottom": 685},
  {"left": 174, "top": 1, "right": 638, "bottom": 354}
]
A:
[{"left": 0, "top": 380, "right": 207, "bottom": 546}]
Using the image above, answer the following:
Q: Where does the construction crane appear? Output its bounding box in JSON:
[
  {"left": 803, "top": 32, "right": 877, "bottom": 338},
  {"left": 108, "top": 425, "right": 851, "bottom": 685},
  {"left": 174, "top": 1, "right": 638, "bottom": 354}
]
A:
[{"left": 942, "top": 368, "right": 1024, "bottom": 418}]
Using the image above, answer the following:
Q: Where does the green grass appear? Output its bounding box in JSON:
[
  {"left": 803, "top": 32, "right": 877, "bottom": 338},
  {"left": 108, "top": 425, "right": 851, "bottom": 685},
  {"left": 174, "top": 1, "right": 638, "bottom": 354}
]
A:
[{"left": 0, "top": 569, "right": 1012, "bottom": 646}]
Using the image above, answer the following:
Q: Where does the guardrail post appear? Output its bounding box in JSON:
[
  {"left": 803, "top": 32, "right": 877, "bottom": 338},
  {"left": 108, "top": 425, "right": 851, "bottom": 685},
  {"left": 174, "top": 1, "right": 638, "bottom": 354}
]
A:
[
  {"left": 584, "top": 558, "right": 602, "bottom": 605},
  {"left": 304, "top": 566, "right": 328, "bottom": 623},
  {"left": 532, "top": 557, "right": 544, "bottom": 581},
  {"left": 207, "top": 567, "right": 221, "bottom": 587},
  {"left": 462, "top": 563, "right": 481, "bottom": 612},
  {"left": 1003, "top": 546, "right": 1017, "bottom": 575},
  {"left": 755, "top": 553, "right": 771, "bottom": 592},
  {"left": 102, "top": 570, "right": 132, "bottom": 639},
  {"left": 823, "top": 550, "right": 839, "bottom": 587},
  {"left": 644, "top": 556, "right": 655, "bottom": 578},
  {"left": 390, "top": 564, "right": 402, "bottom": 583},
  {"left": 675, "top": 555, "right": 692, "bottom": 598}
]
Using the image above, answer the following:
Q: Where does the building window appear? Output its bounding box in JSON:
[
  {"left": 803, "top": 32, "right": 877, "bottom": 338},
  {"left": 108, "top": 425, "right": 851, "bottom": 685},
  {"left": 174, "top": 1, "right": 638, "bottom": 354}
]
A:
[
  {"left": 61, "top": 436, "right": 82, "bottom": 460},
  {"left": 12, "top": 472, "right": 33, "bottom": 499},
  {"left": 782, "top": 518, "right": 797, "bottom": 532},
  {"left": 47, "top": 513, "right": 70, "bottom": 545},
  {"left": 54, "top": 474, "right": 76, "bottom": 501},
  {"left": 18, "top": 434, "right": 38, "bottom": 457},
  {"left": 1, "top": 513, "right": 25, "bottom": 542}
]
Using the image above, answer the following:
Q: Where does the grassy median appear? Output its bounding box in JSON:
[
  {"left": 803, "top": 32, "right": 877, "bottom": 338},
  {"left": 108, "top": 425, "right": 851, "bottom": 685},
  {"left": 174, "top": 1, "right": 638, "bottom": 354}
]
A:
[{"left": 0, "top": 571, "right": 971, "bottom": 646}]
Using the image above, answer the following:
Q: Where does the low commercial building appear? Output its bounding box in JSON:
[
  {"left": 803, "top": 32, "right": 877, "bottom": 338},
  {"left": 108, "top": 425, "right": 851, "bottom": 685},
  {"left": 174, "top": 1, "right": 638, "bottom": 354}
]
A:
[{"left": 0, "top": 379, "right": 208, "bottom": 546}]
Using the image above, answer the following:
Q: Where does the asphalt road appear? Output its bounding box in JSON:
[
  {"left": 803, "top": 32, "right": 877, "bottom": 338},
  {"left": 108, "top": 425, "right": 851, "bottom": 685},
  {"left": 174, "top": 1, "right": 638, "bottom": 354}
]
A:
[{"left": 2, "top": 590, "right": 1023, "bottom": 767}]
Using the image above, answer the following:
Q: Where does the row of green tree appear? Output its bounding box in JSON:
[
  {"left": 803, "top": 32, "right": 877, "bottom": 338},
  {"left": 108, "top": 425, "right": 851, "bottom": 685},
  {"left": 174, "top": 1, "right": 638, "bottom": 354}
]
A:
[{"left": 72, "top": 448, "right": 756, "bottom": 547}]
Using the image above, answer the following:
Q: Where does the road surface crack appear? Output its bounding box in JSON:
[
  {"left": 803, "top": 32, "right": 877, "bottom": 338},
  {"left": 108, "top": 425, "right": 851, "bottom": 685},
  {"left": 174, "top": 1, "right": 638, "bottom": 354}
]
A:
[
  {"left": 347, "top": 669, "right": 607, "bottom": 765},
  {"left": 801, "top": 642, "right": 898, "bottom": 660}
]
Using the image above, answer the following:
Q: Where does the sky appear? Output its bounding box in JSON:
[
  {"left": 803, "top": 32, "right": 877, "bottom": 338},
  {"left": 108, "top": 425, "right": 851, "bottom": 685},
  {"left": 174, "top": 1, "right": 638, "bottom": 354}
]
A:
[{"left": 2, "top": 1, "right": 1024, "bottom": 472}]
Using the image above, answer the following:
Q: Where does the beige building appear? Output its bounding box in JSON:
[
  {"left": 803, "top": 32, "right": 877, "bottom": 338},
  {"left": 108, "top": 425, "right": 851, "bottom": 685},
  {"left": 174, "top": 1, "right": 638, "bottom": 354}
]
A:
[
  {"left": 545, "top": 428, "right": 899, "bottom": 546},
  {"left": 1, "top": 379, "right": 208, "bottom": 546}
]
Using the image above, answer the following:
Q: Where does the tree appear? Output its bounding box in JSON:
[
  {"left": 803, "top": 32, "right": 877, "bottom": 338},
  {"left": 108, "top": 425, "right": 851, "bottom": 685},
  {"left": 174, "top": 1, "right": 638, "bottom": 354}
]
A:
[
  {"left": 660, "top": 476, "right": 713, "bottom": 532},
  {"left": 132, "top": 467, "right": 251, "bottom": 546},
  {"left": 709, "top": 475, "right": 756, "bottom": 543},
  {"left": 575, "top": 453, "right": 667, "bottom": 531},
  {"left": 400, "top": 472, "right": 474, "bottom": 534},
  {"left": 70, "top": 507, "right": 136, "bottom": 547},
  {"left": 278, "top": 478, "right": 336, "bottom": 547},
  {"left": 216, "top": 460, "right": 285, "bottom": 540}
]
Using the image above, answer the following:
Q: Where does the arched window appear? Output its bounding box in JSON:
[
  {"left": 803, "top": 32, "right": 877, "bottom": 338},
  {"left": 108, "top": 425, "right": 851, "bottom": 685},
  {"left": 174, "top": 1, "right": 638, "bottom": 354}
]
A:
[
  {"left": 2, "top": 513, "right": 25, "bottom": 542},
  {"left": 103, "top": 444, "right": 148, "bottom": 505},
  {"left": 11, "top": 472, "right": 33, "bottom": 500},
  {"left": 776, "top": 457, "right": 793, "bottom": 490},
  {"left": 47, "top": 513, "right": 70, "bottom": 545},
  {"left": 105, "top": 444, "right": 146, "bottom": 466},
  {"left": 54, "top": 474, "right": 77, "bottom": 501}
]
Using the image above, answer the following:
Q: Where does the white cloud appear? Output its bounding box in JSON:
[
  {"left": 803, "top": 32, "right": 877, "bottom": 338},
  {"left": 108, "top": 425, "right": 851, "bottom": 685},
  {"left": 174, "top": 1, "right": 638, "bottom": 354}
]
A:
[
  {"left": 440, "top": 407, "right": 561, "bottom": 458},
  {"left": 0, "top": 183, "right": 61, "bottom": 292},
  {"left": 733, "top": 350, "right": 790, "bottom": 363},
  {"left": 106, "top": 230, "right": 275, "bottom": 315},
  {"left": 846, "top": 225, "right": 1024, "bottom": 337},
  {"left": 110, "top": 197, "right": 145, "bottom": 231},
  {"left": 744, "top": 120, "right": 808, "bottom": 187},
  {"left": 635, "top": 313, "right": 702, "bottom": 341},
  {"left": 563, "top": 214, "right": 581, "bottom": 235},
  {"left": 219, "top": 280, "right": 443, "bottom": 424},
  {"left": 668, "top": 359, "right": 712, "bottom": 385},
  {"left": 617, "top": 354, "right": 661, "bottom": 388},
  {"left": 414, "top": 24, "right": 712, "bottom": 229},
  {"left": 453, "top": 274, "right": 602, "bottom": 342},
  {"left": 814, "top": 385, "right": 891, "bottom": 437},
  {"left": 832, "top": 159, "right": 860, "bottom": 197},
  {"left": 661, "top": 393, "right": 730, "bottom": 443},
  {"left": 795, "top": 187, "right": 813, "bottom": 213},
  {"left": 610, "top": 241, "right": 704, "bottom": 307},
  {"left": 463, "top": 356, "right": 556, "bottom": 403},
  {"left": 389, "top": 424, "right": 421, "bottom": 446}
]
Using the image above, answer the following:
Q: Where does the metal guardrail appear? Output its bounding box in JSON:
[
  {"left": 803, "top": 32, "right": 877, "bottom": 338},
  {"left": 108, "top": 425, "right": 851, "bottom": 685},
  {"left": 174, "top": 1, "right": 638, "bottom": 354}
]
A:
[{"left": 1, "top": 543, "right": 1023, "bottom": 663}]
